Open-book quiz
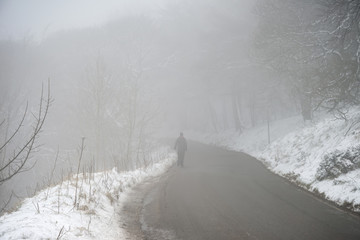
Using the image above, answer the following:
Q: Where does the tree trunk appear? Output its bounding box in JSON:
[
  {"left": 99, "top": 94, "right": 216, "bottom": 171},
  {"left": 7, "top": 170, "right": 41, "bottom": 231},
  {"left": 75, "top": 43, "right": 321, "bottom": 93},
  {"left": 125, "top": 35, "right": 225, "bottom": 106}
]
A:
[
  {"left": 208, "top": 102, "right": 218, "bottom": 133},
  {"left": 232, "top": 95, "right": 242, "bottom": 133},
  {"left": 300, "top": 92, "right": 312, "bottom": 121},
  {"left": 222, "top": 99, "right": 229, "bottom": 130}
]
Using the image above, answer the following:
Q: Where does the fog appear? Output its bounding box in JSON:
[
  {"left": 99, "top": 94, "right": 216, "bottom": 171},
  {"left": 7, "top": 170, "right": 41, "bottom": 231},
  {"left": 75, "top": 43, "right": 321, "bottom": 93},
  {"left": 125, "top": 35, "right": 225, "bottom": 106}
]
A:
[
  {"left": 0, "top": 0, "right": 166, "bottom": 40},
  {"left": 2, "top": 0, "right": 354, "bottom": 213},
  {"left": 0, "top": 0, "right": 291, "bottom": 211}
]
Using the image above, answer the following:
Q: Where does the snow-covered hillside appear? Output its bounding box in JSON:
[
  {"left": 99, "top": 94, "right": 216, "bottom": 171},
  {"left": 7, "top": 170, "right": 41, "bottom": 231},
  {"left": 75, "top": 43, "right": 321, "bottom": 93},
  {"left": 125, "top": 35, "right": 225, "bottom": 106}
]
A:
[
  {"left": 189, "top": 109, "right": 360, "bottom": 212},
  {"left": 0, "top": 146, "right": 176, "bottom": 240}
]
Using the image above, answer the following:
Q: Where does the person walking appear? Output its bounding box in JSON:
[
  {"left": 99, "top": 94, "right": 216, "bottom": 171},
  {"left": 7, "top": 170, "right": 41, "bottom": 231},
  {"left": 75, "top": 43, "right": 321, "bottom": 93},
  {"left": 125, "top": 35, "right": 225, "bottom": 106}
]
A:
[{"left": 174, "top": 132, "right": 187, "bottom": 167}]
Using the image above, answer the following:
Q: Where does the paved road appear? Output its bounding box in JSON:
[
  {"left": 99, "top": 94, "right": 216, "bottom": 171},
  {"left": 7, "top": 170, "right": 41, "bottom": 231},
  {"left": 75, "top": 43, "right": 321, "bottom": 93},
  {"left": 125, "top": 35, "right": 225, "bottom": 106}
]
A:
[{"left": 124, "top": 142, "right": 360, "bottom": 240}]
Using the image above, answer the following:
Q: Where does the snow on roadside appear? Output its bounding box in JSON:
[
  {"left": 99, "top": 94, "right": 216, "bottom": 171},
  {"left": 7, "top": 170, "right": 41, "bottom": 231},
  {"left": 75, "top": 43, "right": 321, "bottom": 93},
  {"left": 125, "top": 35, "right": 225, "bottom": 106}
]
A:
[
  {"left": 0, "top": 146, "right": 176, "bottom": 240},
  {"left": 189, "top": 109, "right": 360, "bottom": 212},
  {"left": 258, "top": 110, "right": 360, "bottom": 211},
  {"left": 188, "top": 115, "right": 304, "bottom": 156}
]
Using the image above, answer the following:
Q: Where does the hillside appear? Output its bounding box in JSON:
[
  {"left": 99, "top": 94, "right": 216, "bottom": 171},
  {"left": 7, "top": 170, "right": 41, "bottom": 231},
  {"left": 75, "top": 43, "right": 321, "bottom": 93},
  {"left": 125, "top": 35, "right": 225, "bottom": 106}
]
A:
[{"left": 190, "top": 108, "right": 360, "bottom": 212}]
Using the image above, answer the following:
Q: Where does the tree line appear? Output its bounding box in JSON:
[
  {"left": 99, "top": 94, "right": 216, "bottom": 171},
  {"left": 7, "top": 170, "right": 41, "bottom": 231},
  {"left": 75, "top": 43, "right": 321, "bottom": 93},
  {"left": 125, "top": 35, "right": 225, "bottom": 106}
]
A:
[{"left": 254, "top": 0, "right": 360, "bottom": 121}]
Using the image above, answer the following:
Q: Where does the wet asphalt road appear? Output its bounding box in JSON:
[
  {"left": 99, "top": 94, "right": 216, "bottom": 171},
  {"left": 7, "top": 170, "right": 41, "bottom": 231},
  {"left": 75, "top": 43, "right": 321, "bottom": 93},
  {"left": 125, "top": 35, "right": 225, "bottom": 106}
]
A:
[{"left": 136, "top": 142, "right": 360, "bottom": 240}]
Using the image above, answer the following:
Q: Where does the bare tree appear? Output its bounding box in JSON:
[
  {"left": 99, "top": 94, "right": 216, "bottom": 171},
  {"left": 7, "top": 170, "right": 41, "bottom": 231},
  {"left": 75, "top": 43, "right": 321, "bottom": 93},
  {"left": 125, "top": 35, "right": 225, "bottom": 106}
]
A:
[
  {"left": 77, "top": 55, "right": 112, "bottom": 171},
  {"left": 312, "top": 0, "right": 360, "bottom": 111},
  {"left": 0, "top": 81, "right": 51, "bottom": 184},
  {"left": 254, "top": 0, "right": 360, "bottom": 118}
]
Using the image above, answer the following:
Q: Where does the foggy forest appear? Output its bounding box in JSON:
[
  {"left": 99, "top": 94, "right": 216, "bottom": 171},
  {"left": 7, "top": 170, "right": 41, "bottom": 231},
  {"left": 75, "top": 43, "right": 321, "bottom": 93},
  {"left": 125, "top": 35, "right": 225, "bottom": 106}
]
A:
[{"left": 1, "top": 0, "right": 360, "bottom": 239}]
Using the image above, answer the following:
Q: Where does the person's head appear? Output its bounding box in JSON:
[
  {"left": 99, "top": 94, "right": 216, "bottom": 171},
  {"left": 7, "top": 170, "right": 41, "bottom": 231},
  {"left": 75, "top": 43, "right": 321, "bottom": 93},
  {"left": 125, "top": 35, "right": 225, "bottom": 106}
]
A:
[{"left": 180, "top": 132, "right": 183, "bottom": 137}]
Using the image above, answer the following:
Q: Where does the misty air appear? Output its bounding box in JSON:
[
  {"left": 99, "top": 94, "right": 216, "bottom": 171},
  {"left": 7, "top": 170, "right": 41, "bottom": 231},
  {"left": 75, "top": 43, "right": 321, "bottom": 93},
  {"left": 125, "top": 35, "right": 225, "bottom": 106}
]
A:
[{"left": 1, "top": 0, "right": 360, "bottom": 239}]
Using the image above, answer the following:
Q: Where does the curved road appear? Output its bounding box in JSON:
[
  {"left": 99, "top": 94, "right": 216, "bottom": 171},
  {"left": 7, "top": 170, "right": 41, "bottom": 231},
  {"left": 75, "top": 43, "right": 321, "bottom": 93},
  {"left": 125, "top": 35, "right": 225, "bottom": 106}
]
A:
[{"left": 123, "top": 142, "right": 360, "bottom": 240}]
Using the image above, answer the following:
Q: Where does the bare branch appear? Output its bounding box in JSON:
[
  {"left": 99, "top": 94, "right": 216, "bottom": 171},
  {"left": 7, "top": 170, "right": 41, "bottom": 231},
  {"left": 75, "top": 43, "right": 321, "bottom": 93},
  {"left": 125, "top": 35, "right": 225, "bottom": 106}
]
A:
[
  {"left": 0, "top": 119, "right": 5, "bottom": 128},
  {"left": 0, "top": 103, "right": 28, "bottom": 152},
  {"left": 0, "top": 191, "right": 13, "bottom": 213},
  {"left": 74, "top": 137, "right": 85, "bottom": 207},
  {"left": 0, "top": 81, "right": 52, "bottom": 184}
]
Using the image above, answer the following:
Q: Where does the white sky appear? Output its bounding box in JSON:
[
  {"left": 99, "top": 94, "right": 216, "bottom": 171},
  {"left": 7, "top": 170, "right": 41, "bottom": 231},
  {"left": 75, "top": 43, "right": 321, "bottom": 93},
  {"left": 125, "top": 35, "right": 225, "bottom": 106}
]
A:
[{"left": 0, "top": 0, "right": 165, "bottom": 41}]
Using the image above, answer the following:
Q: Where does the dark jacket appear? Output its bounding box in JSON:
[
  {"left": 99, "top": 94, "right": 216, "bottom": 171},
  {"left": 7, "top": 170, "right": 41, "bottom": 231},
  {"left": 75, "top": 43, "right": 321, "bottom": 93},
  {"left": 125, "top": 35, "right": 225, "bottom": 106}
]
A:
[{"left": 174, "top": 136, "right": 187, "bottom": 153}]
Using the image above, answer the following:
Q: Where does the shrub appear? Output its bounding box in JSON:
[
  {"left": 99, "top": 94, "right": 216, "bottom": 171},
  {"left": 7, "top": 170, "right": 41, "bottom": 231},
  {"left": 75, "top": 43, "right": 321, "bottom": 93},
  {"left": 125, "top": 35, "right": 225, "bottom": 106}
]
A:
[{"left": 316, "top": 146, "right": 360, "bottom": 181}]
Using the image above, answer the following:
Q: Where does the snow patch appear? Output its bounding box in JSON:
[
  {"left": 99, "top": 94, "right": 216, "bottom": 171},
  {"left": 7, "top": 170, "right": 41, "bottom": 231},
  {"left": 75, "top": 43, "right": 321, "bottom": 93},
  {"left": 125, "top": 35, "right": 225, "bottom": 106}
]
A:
[{"left": 0, "top": 146, "right": 176, "bottom": 240}]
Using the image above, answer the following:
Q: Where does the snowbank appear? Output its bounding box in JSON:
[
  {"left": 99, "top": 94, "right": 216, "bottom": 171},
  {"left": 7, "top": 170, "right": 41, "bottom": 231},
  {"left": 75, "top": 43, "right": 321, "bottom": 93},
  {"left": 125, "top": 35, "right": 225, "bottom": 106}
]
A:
[
  {"left": 188, "top": 115, "right": 304, "bottom": 156},
  {"left": 0, "top": 146, "right": 176, "bottom": 240},
  {"left": 189, "top": 110, "right": 360, "bottom": 212}
]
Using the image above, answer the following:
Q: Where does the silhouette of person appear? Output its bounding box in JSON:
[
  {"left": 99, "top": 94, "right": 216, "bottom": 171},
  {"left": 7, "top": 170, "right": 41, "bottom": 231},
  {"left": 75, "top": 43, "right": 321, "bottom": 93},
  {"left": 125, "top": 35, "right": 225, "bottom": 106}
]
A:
[{"left": 174, "top": 132, "right": 187, "bottom": 167}]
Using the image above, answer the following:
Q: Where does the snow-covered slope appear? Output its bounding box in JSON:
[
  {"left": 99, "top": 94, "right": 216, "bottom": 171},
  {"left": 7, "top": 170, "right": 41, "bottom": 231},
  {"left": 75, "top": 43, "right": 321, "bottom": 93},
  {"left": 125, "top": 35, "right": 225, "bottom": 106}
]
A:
[
  {"left": 189, "top": 115, "right": 304, "bottom": 156},
  {"left": 189, "top": 109, "right": 360, "bottom": 212},
  {"left": 0, "top": 146, "right": 176, "bottom": 240}
]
